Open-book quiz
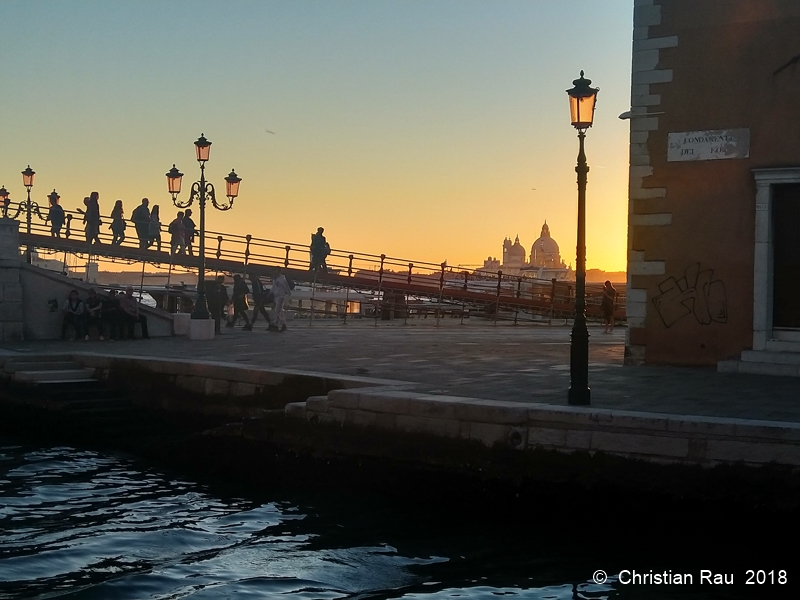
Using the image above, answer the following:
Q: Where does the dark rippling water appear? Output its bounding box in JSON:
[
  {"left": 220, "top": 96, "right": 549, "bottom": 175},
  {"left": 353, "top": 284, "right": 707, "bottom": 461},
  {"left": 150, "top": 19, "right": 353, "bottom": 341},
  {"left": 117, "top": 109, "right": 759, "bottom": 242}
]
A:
[{"left": 0, "top": 439, "right": 782, "bottom": 599}]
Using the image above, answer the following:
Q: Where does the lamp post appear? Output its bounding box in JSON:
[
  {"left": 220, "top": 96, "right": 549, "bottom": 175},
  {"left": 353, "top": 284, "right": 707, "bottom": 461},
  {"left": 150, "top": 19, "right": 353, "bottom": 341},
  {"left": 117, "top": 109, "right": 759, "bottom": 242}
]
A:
[
  {"left": 167, "top": 134, "right": 242, "bottom": 320},
  {"left": 566, "top": 71, "right": 599, "bottom": 406},
  {"left": 21, "top": 166, "right": 41, "bottom": 263},
  {"left": 0, "top": 186, "right": 9, "bottom": 219}
]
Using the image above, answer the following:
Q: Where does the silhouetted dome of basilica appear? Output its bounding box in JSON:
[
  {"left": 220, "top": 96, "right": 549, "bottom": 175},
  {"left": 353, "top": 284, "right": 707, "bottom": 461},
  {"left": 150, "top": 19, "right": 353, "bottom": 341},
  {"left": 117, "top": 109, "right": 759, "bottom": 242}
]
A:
[{"left": 530, "top": 221, "right": 562, "bottom": 268}]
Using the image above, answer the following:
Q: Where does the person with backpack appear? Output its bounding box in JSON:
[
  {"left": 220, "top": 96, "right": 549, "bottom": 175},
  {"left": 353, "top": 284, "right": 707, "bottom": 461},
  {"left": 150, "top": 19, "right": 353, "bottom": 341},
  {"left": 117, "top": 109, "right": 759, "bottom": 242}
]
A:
[
  {"left": 131, "top": 198, "right": 151, "bottom": 249},
  {"left": 309, "top": 227, "right": 330, "bottom": 273}
]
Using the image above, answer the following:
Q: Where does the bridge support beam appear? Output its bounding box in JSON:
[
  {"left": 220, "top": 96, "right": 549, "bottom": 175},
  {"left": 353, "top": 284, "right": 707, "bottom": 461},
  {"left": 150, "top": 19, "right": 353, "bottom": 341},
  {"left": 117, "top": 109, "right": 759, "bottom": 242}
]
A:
[{"left": 0, "top": 219, "right": 24, "bottom": 341}]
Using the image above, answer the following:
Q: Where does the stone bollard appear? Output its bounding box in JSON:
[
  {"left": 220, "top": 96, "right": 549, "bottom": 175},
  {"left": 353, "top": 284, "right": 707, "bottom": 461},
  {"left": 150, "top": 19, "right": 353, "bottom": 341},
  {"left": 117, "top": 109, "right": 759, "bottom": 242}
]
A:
[
  {"left": 173, "top": 313, "right": 191, "bottom": 336},
  {"left": 189, "top": 318, "right": 215, "bottom": 340},
  {"left": 0, "top": 219, "right": 24, "bottom": 341}
]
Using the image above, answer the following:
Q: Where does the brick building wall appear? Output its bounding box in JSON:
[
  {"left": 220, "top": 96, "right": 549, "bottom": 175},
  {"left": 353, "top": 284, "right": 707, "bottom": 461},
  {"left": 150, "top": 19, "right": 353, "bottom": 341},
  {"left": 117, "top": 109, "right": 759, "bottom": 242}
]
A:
[{"left": 626, "top": 0, "right": 800, "bottom": 365}]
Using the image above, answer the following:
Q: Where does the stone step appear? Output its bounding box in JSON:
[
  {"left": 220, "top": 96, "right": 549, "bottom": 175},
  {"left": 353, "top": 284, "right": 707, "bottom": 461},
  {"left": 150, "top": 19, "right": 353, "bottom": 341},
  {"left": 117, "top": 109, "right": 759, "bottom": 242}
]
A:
[
  {"left": 14, "top": 368, "right": 96, "bottom": 383},
  {"left": 765, "top": 340, "right": 800, "bottom": 353},
  {"left": 718, "top": 360, "right": 800, "bottom": 377},
  {"left": 4, "top": 361, "right": 80, "bottom": 373},
  {"left": 741, "top": 350, "right": 800, "bottom": 365}
]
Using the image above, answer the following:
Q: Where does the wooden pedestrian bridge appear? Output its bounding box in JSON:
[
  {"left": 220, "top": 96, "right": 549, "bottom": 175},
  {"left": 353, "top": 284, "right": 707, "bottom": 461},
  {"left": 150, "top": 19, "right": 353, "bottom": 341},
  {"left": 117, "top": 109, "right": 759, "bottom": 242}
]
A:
[{"left": 6, "top": 200, "right": 625, "bottom": 323}]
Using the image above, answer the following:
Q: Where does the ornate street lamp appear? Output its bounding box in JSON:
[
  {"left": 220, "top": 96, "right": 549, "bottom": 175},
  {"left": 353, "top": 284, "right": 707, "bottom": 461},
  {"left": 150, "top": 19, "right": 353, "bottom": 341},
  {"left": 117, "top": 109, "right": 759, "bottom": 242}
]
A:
[
  {"left": 168, "top": 134, "right": 242, "bottom": 320},
  {"left": 566, "top": 71, "right": 599, "bottom": 406},
  {"left": 19, "top": 165, "right": 44, "bottom": 263}
]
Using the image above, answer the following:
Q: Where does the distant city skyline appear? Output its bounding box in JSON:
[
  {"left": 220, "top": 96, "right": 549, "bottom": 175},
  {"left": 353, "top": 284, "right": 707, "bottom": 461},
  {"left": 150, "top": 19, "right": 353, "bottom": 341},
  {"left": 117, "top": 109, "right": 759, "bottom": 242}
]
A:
[{"left": 0, "top": 1, "right": 633, "bottom": 271}]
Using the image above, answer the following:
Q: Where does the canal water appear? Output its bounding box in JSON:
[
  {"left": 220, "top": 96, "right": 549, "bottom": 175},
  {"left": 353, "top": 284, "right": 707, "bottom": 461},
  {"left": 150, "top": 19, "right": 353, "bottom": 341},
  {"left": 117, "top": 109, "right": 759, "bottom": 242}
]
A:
[{"left": 0, "top": 439, "right": 788, "bottom": 599}]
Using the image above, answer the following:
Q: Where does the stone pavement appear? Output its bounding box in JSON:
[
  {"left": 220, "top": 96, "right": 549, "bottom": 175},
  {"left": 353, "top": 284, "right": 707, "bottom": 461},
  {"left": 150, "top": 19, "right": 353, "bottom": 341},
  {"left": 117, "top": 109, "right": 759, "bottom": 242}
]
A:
[{"left": 3, "top": 318, "right": 799, "bottom": 423}]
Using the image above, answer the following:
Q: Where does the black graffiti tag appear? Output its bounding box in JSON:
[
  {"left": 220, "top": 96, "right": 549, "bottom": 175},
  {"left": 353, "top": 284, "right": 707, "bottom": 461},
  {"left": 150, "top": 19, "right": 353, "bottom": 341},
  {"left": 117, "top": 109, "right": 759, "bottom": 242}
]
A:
[{"left": 653, "top": 263, "right": 727, "bottom": 328}]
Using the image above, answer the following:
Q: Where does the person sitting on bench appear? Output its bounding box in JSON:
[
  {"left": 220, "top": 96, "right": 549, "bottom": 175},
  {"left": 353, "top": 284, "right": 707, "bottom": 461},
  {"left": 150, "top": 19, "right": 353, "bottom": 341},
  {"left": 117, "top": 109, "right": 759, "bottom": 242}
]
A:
[{"left": 119, "top": 286, "right": 150, "bottom": 340}]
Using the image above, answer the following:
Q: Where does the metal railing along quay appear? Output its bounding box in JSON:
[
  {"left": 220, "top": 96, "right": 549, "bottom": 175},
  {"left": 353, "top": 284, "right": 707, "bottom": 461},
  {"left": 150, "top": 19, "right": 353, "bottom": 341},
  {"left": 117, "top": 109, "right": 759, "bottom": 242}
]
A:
[{"left": 2, "top": 199, "right": 626, "bottom": 325}]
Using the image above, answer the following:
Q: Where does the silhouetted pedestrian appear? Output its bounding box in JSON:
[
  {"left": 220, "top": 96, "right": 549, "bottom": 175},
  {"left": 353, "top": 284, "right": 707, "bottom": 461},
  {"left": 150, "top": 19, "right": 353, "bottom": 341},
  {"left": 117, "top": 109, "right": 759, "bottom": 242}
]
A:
[
  {"left": 132, "top": 198, "right": 151, "bottom": 249},
  {"left": 271, "top": 267, "right": 292, "bottom": 332},
  {"left": 148, "top": 205, "right": 162, "bottom": 251},
  {"left": 310, "top": 227, "right": 330, "bottom": 273},
  {"left": 83, "top": 192, "right": 102, "bottom": 245},
  {"left": 245, "top": 273, "right": 272, "bottom": 330},
  {"left": 602, "top": 280, "right": 617, "bottom": 334},
  {"left": 227, "top": 274, "right": 251, "bottom": 329},
  {"left": 168, "top": 211, "right": 186, "bottom": 256},
  {"left": 110, "top": 200, "right": 126, "bottom": 246},
  {"left": 205, "top": 275, "right": 228, "bottom": 334},
  {"left": 47, "top": 191, "right": 64, "bottom": 238},
  {"left": 183, "top": 208, "right": 196, "bottom": 257}
]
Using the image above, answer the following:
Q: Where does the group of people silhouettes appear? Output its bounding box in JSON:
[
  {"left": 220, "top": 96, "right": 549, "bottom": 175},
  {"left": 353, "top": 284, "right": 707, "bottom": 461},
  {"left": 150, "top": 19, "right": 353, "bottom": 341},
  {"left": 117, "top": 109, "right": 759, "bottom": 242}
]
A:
[
  {"left": 61, "top": 286, "right": 149, "bottom": 341},
  {"left": 45, "top": 196, "right": 333, "bottom": 275},
  {"left": 205, "top": 269, "right": 293, "bottom": 334},
  {"left": 45, "top": 193, "right": 196, "bottom": 255}
]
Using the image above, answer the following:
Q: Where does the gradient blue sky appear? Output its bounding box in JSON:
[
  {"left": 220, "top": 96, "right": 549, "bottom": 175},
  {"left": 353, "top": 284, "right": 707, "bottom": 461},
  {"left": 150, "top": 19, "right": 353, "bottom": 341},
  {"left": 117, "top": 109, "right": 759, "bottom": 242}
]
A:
[{"left": 1, "top": 1, "right": 633, "bottom": 270}]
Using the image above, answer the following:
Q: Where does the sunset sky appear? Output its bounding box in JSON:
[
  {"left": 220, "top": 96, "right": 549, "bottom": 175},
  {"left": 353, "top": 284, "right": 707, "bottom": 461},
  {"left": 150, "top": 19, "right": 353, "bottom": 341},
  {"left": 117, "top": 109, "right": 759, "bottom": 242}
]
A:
[{"left": 1, "top": 1, "right": 633, "bottom": 271}]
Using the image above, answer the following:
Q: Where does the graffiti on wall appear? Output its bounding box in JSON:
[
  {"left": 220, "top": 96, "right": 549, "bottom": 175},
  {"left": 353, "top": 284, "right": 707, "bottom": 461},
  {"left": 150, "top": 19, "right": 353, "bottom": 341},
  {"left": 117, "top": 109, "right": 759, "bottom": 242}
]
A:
[{"left": 653, "top": 263, "right": 727, "bottom": 328}]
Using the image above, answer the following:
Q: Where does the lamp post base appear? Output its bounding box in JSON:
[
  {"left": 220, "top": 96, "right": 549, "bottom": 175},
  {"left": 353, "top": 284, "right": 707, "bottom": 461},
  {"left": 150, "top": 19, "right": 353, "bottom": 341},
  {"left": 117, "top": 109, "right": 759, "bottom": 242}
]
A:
[
  {"left": 568, "top": 386, "right": 591, "bottom": 406},
  {"left": 191, "top": 294, "right": 210, "bottom": 320},
  {"left": 568, "top": 315, "right": 591, "bottom": 406}
]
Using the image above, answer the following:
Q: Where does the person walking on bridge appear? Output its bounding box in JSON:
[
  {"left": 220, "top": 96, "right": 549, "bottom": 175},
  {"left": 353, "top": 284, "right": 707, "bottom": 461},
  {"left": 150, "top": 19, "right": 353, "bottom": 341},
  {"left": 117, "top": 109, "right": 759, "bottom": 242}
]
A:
[
  {"left": 83, "top": 192, "right": 102, "bottom": 245},
  {"left": 110, "top": 200, "right": 126, "bottom": 246},
  {"left": 148, "top": 205, "right": 162, "bottom": 251},
  {"left": 46, "top": 191, "right": 64, "bottom": 238},
  {"left": 131, "top": 198, "right": 150, "bottom": 249},
  {"left": 168, "top": 211, "right": 186, "bottom": 256},
  {"left": 183, "top": 208, "right": 196, "bottom": 257},
  {"left": 309, "top": 227, "right": 330, "bottom": 273}
]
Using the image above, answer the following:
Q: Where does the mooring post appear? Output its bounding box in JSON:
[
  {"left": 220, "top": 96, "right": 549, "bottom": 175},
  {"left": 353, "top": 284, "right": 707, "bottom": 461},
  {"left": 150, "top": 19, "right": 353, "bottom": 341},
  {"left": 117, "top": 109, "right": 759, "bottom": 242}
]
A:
[
  {"left": 460, "top": 270, "right": 468, "bottom": 325},
  {"left": 494, "top": 270, "right": 502, "bottom": 326},
  {"left": 404, "top": 262, "right": 413, "bottom": 325},
  {"left": 514, "top": 277, "right": 522, "bottom": 325},
  {"left": 436, "top": 262, "right": 446, "bottom": 327},
  {"left": 374, "top": 254, "right": 385, "bottom": 327},
  {"left": 343, "top": 253, "right": 353, "bottom": 325}
]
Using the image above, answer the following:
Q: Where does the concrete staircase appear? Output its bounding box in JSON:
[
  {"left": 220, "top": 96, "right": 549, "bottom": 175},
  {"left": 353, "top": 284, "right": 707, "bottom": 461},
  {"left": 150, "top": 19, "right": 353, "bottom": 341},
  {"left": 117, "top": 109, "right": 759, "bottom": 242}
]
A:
[
  {"left": 2, "top": 355, "right": 135, "bottom": 423},
  {"left": 718, "top": 340, "right": 800, "bottom": 376}
]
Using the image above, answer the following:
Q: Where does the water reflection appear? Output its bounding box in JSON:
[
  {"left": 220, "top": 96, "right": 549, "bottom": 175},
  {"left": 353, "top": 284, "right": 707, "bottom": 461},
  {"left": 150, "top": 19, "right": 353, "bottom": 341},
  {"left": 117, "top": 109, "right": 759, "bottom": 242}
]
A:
[{"left": 0, "top": 439, "right": 722, "bottom": 600}]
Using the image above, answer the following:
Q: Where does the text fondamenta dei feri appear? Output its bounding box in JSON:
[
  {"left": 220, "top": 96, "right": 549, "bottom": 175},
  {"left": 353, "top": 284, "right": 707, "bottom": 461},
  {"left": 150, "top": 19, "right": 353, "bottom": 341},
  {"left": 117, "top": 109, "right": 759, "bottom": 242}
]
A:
[{"left": 667, "top": 128, "right": 750, "bottom": 162}]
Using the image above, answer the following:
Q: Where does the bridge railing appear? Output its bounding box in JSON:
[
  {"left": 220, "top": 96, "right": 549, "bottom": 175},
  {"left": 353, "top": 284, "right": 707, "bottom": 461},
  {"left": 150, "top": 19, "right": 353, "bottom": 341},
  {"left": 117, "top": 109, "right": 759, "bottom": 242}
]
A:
[{"left": 4, "top": 198, "right": 625, "bottom": 323}]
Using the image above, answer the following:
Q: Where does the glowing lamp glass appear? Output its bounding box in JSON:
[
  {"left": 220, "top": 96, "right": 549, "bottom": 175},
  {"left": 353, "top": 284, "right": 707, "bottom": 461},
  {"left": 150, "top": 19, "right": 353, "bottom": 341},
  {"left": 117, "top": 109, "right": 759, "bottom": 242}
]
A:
[
  {"left": 225, "top": 169, "right": 241, "bottom": 198},
  {"left": 194, "top": 134, "right": 212, "bottom": 162}
]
